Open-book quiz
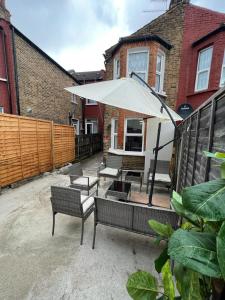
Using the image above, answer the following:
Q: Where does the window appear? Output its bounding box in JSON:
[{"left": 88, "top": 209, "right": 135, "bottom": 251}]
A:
[
  {"left": 71, "top": 118, "right": 79, "bottom": 135},
  {"left": 155, "top": 51, "right": 165, "bottom": 93},
  {"left": 113, "top": 57, "right": 120, "bottom": 79},
  {"left": 127, "top": 48, "right": 149, "bottom": 83},
  {"left": 71, "top": 94, "right": 77, "bottom": 104},
  {"left": 0, "top": 106, "right": 4, "bottom": 113},
  {"left": 85, "top": 119, "right": 98, "bottom": 134},
  {"left": 111, "top": 118, "right": 118, "bottom": 149},
  {"left": 124, "top": 118, "right": 144, "bottom": 152},
  {"left": 195, "top": 46, "right": 213, "bottom": 92},
  {"left": 86, "top": 99, "right": 97, "bottom": 105},
  {"left": 220, "top": 50, "right": 225, "bottom": 87}
]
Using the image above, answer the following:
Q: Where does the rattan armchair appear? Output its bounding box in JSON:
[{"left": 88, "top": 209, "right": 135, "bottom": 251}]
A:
[
  {"left": 69, "top": 162, "right": 99, "bottom": 195},
  {"left": 50, "top": 186, "right": 95, "bottom": 245},
  {"left": 146, "top": 160, "right": 171, "bottom": 193},
  {"left": 98, "top": 155, "right": 122, "bottom": 181}
]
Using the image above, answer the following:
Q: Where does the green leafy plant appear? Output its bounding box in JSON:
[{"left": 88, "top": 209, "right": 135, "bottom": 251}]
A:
[{"left": 127, "top": 152, "right": 225, "bottom": 300}]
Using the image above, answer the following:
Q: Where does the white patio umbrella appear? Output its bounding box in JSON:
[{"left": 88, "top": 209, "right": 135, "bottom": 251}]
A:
[
  {"left": 65, "top": 75, "right": 182, "bottom": 204},
  {"left": 65, "top": 77, "right": 182, "bottom": 121}
]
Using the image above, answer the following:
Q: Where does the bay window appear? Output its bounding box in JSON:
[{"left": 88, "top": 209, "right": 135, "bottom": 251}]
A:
[
  {"left": 111, "top": 118, "right": 118, "bottom": 149},
  {"left": 155, "top": 51, "right": 165, "bottom": 93},
  {"left": 127, "top": 48, "right": 149, "bottom": 83},
  {"left": 220, "top": 50, "right": 225, "bottom": 87},
  {"left": 113, "top": 57, "right": 120, "bottom": 79},
  {"left": 124, "top": 118, "right": 144, "bottom": 152},
  {"left": 195, "top": 46, "right": 213, "bottom": 92}
]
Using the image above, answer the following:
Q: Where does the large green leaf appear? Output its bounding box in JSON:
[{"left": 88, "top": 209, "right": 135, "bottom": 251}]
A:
[
  {"left": 148, "top": 220, "right": 173, "bottom": 238},
  {"left": 217, "top": 221, "right": 225, "bottom": 279},
  {"left": 203, "top": 151, "right": 225, "bottom": 160},
  {"left": 161, "top": 260, "right": 175, "bottom": 300},
  {"left": 221, "top": 162, "right": 225, "bottom": 179},
  {"left": 127, "top": 271, "right": 158, "bottom": 300},
  {"left": 182, "top": 179, "right": 225, "bottom": 221},
  {"left": 171, "top": 191, "right": 201, "bottom": 227},
  {"left": 174, "top": 263, "right": 202, "bottom": 300},
  {"left": 155, "top": 247, "right": 169, "bottom": 273},
  {"left": 168, "top": 229, "right": 221, "bottom": 278}
]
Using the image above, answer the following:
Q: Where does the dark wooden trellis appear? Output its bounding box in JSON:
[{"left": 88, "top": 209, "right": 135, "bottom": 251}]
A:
[
  {"left": 75, "top": 133, "right": 103, "bottom": 161},
  {"left": 175, "top": 88, "right": 225, "bottom": 192}
]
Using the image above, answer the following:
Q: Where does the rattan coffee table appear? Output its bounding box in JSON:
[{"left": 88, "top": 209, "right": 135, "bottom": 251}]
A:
[{"left": 105, "top": 180, "right": 131, "bottom": 201}]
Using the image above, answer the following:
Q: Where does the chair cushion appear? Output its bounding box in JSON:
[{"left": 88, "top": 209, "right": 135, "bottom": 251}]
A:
[
  {"left": 99, "top": 167, "right": 119, "bottom": 177},
  {"left": 72, "top": 176, "right": 98, "bottom": 186},
  {"left": 149, "top": 173, "right": 171, "bottom": 183},
  {"left": 81, "top": 195, "right": 94, "bottom": 213}
]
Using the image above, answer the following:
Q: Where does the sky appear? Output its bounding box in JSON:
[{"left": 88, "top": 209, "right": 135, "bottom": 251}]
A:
[{"left": 6, "top": 0, "right": 225, "bottom": 72}]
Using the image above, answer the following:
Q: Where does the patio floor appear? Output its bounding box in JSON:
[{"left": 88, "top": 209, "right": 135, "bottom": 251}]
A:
[{"left": 0, "top": 153, "right": 168, "bottom": 300}]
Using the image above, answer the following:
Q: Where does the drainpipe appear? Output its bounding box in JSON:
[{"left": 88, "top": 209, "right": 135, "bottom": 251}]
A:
[
  {"left": 11, "top": 26, "right": 20, "bottom": 115},
  {"left": 0, "top": 26, "right": 13, "bottom": 113}
]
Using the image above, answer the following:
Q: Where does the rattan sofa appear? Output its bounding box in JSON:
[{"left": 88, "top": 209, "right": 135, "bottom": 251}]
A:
[
  {"left": 69, "top": 162, "right": 99, "bottom": 195},
  {"left": 92, "top": 197, "right": 179, "bottom": 248},
  {"left": 50, "top": 186, "right": 95, "bottom": 245}
]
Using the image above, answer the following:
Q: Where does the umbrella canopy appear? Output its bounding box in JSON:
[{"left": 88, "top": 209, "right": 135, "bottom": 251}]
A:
[{"left": 65, "top": 77, "right": 182, "bottom": 121}]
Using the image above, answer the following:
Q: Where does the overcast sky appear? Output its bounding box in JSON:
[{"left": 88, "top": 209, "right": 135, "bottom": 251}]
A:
[{"left": 6, "top": 0, "right": 225, "bottom": 72}]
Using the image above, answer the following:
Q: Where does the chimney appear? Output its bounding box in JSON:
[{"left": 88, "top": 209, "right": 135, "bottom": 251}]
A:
[
  {"left": 0, "top": 0, "right": 10, "bottom": 21},
  {"left": 169, "top": 0, "right": 190, "bottom": 9}
]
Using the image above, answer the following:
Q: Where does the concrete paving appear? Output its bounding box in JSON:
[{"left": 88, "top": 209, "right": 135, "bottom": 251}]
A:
[{"left": 0, "top": 153, "right": 164, "bottom": 300}]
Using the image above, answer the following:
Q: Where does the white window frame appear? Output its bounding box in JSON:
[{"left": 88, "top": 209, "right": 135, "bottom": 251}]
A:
[
  {"left": 85, "top": 118, "right": 98, "bottom": 134},
  {"left": 113, "top": 56, "right": 120, "bottom": 79},
  {"left": 126, "top": 47, "right": 149, "bottom": 83},
  {"left": 86, "top": 99, "right": 97, "bottom": 105},
  {"left": 195, "top": 46, "right": 213, "bottom": 92},
  {"left": 155, "top": 50, "right": 165, "bottom": 93},
  {"left": 0, "top": 106, "right": 4, "bottom": 113},
  {"left": 111, "top": 118, "right": 118, "bottom": 149},
  {"left": 220, "top": 50, "right": 225, "bottom": 87},
  {"left": 124, "top": 118, "right": 144, "bottom": 153},
  {"left": 71, "top": 94, "right": 77, "bottom": 104},
  {"left": 71, "top": 118, "right": 79, "bottom": 135}
]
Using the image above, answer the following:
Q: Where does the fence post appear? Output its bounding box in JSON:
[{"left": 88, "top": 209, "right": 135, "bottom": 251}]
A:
[
  {"left": 204, "top": 99, "right": 216, "bottom": 182},
  {"left": 191, "top": 110, "right": 200, "bottom": 185},
  {"left": 51, "top": 121, "right": 55, "bottom": 170}
]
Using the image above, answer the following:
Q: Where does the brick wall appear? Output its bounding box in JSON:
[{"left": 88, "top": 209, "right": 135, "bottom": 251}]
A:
[
  {"left": 104, "top": 2, "right": 186, "bottom": 167},
  {"left": 14, "top": 32, "right": 82, "bottom": 125},
  {"left": 177, "top": 5, "right": 225, "bottom": 110},
  {"left": 0, "top": 4, "right": 17, "bottom": 114}
]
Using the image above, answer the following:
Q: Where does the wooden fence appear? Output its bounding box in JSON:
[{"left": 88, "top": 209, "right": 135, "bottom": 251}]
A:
[
  {"left": 175, "top": 87, "right": 225, "bottom": 192},
  {"left": 75, "top": 133, "right": 103, "bottom": 161},
  {"left": 0, "top": 114, "right": 75, "bottom": 187}
]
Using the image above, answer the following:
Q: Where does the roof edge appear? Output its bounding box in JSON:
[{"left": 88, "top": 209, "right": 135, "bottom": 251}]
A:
[
  {"left": 192, "top": 23, "right": 225, "bottom": 47},
  {"left": 11, "top": 25, "right": 79, "bottom": 84}
]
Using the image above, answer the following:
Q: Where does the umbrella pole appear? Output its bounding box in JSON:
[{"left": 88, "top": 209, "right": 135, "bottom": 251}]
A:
[{"left": 149, "top": 121, "right": 161, "bottom": 205}]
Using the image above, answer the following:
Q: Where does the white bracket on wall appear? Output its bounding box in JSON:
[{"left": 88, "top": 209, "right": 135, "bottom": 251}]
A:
[{"left": 0, "top": 77, "right": 7, "bottom": 82}]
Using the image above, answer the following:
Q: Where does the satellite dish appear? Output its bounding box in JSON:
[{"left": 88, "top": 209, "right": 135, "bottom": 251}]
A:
[{"left": 177, "top": 103, "right": 193, "bottom": 119}]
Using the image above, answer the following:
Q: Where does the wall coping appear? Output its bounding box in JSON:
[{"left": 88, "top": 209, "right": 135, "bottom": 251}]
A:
[{"left": 108, "top": 148, "right": 146, "bottom": 157}]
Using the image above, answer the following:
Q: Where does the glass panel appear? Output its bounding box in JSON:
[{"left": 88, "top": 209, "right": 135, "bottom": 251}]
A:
[
  {"left": 114, "top": 119, "right": 118, "bottom": 133},
  {"left": 86, "top": 123, "right": 93, "bottom": 134},
  {"left": 87, "top": 99, "right": 96, "bottom": 104},
  {"left": 114, "top": 135, "right": 118, "bottom": 149},
  {"left": 156, "top": 54, "right": 162, "bottom": 72},
  {"left": 198, "top": 47, "right": 213, "bottom": 71},
  {"left": 155, "top": 74, "right": 160, "bottom": 92},
  {"left": 125, "top": 136, "right": 142, "bottom": 152},
  {"left": 221, "top": 67, "right": 225, "bottom": 87},
  {"left": 197, "top": 71, "right": 208, "bottom": 90},
  {"left": 128, "top": 52, "right": 148, "bottom": 73},
  {"left": 0, "top": 107, "right": 3, "bottom": 113},
  {"left": 126, "top": 119, "right": 143, "bottom": 134}
]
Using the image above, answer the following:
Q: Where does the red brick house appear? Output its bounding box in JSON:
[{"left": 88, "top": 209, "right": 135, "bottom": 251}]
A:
[
  {"left": 177, "top": 6, "right": 225, "bottom": 111},
  {"left": 69, "top": 70, "right": 105, "bottom": 135},
  {"left": 0, "top": 0, "right": 82, "bottom": 125},
  {"left": 0, "top": 0, "right": 17, "bottom": 114},
  {"left": 103, "top": 0, "right": 225, "bottom": 173}
]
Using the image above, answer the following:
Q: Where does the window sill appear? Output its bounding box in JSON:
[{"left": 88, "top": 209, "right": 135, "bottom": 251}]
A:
[
  {"left": 187, "top": 88, "right": 218, "bottom": 97},
  {"left": 108, "top": 148, "right": 145, "bottom": 156},
  {"left": 86, "top": 103, "right": 98, "bottom": 106}
]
